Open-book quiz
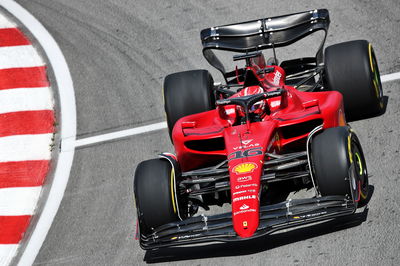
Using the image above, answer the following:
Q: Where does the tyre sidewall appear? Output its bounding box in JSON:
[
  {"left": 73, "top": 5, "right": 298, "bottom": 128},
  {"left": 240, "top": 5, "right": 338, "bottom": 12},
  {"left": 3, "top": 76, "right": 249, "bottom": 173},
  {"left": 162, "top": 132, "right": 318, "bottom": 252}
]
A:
[
  {"left": 134, "top": 159, "right": 178, "bottom": 235},
  {"left": 324, "top": 40, "right": 383, "bottom": 120},
  {"left": 311, "top": 127, "right": 355, "bottom": 199},
  {"left": 164, "top": 70, "right": 215, "bottom": 139}
]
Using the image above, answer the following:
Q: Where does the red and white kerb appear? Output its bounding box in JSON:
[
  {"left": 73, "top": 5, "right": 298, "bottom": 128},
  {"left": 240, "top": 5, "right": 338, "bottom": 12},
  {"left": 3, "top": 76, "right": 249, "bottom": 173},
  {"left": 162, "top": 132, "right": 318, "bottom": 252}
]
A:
[{"left": 0, "top": 13, "right": 54, "bottom": 265}]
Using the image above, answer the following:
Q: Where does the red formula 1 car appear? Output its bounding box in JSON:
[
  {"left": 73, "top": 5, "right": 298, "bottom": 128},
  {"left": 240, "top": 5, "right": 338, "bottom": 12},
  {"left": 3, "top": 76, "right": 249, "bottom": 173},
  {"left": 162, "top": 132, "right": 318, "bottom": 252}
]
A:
[{"left": 134, "top": 9, "right": 384, "bottom": 249}]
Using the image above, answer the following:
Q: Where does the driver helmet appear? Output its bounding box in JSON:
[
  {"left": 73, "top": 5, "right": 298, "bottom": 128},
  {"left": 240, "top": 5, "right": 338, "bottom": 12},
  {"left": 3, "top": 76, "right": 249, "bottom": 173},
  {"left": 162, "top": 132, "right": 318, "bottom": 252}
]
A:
[{"left": 235, "top": 86, "right": 266, "bottom": 115}]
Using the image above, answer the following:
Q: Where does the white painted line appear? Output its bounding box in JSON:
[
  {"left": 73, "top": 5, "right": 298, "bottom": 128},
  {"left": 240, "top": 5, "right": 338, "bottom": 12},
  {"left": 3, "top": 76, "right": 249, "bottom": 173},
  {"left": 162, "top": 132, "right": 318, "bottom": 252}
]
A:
[
  {"left": 381, "top": 71, "right": 400, "bottom": 83},
  {"left": 0, "top": 2, "right": 76, "bottom": 266},
  {"left": 0, "top": 87, "right": 53, "bottom": 114},
  {"left": 75, "top": 121, "right": 167, "bottom": 147},
  {"left": 0, "top": 187, "right": 42, "bottom": 215},
  {"left": 0, "top": 245, "right": 18, "bottom": 266},
  {"left": 0, "top": 12, "right": 15, "bottom": 29},
  {"left": 0, "top": 134, "right": 53, "bottom": 162},
  {"left": 0, "top": 45, "right": 44, "bottom": 69}
]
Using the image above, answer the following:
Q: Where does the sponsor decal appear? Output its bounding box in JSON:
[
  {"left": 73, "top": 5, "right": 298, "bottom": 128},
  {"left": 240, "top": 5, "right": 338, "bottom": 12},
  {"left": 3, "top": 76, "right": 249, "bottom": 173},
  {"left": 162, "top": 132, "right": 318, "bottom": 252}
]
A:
[
  {"left": 171, "top": 233, "right": 202, "bottom": 240},
  {"left": 273, "top": 70, "right": 282, "bottom": 85},
  {"left": 233, "top": 162, "right": 258, "bottom": 174},
  {"left": 217, "top": 99, "right": 231, "bottom": 105},
  {"left": 240, "top": 204, "right": 249, "bottom": 210},
  {"left": 242, "top": 139, "right": 253, "bottom": 145},
  {"left": 232, "top": 189, "right": 257, "bottom": 196},
  {"left": 232, "top": 190, "right": 247, "bottom": 196},
  {"left": 233, "top": 143, "right": 260, "bottom": 150},
  {"left": 232, "top": 195, "right": 257, "bottom": 202},
  {"left": 237, "top": 175, "right": 252, "bottom": 183},
  {"left": 233, "top": 208, "right": 256, "bottom": 216},
  {"left": 270, "top": 100, "right": 280, "bottom": 108},
  {"left": 235, "top": 183, "right": 258, "bottom": 190},
  {"left": 225, "top": 108, "right": 236, "bottom": 115},
  {"left": 293, "top": 211, "right": 327, "bottom": 219},
  {"left": 268, "top": 90, "right": 282, "bottom": 97}
]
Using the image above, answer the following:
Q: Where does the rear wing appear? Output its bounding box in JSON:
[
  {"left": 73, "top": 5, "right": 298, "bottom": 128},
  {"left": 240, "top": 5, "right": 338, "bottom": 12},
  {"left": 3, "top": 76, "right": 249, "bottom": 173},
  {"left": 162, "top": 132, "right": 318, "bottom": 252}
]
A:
[{"left": 200, "top": 9, "right": 330, "bottom": 76}]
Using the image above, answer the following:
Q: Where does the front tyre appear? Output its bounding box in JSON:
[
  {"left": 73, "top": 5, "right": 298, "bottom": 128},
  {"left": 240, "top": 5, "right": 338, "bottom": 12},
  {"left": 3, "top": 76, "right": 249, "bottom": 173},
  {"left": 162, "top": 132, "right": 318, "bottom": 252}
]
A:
[
  {"left": 311, "top": 127, "right": 369, "bottom": 207},
  {"left": 134, "top": 159, "right": 180, "bottom": 235}
]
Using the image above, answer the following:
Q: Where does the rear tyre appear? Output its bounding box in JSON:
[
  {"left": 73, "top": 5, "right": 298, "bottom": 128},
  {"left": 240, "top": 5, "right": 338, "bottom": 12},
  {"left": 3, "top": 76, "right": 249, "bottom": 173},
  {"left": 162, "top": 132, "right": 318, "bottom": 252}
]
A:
[
  {"left": 164, "top": 70, "right": 215, "bottom": 140},
  {"left": 311, "top": 127, "right": 369, "bottom": 206},
  {"left": 324, "top": 40, "right": 383, "bottom": 121},
  {"left": 134, "top": 159, "right": 179, "bottom": 235}
]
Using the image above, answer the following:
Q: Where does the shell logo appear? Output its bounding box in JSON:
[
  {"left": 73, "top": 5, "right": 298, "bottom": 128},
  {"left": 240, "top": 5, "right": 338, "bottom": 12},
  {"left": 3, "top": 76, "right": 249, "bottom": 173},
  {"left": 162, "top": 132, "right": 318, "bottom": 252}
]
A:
[{"left": 233, "top": 162, "right": 257, "bottom": 174}]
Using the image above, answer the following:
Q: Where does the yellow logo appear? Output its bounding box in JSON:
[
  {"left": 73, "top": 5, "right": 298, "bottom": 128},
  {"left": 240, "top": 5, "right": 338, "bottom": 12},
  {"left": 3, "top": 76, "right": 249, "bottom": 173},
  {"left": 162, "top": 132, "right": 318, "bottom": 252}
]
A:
[{"left": 233, "top": 162, "right": 257, "bottom": 174}]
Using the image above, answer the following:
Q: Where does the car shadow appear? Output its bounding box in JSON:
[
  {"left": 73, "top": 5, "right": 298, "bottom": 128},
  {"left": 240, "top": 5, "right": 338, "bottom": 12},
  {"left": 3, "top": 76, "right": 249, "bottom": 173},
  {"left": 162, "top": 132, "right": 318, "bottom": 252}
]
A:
[
  {"left": 348, "top": 95, "right": 389, "bottom": 122},
  {"left": 380, "top": 96, "right": 389, "bottom": 116},
  {"left": 359, "top": 184, "right": 374, "bottom": 207},
  {"left": 144, "top": 205, "right": 370, "bottom": 263}
]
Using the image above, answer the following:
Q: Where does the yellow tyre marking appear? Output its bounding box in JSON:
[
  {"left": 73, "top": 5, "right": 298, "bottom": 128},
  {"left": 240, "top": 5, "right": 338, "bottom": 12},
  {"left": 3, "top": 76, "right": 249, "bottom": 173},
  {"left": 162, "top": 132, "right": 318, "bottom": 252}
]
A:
[
  {"left": 170, "top": 168, "right": 177, "bottom": 213},
  {"left": 368, "top": 43, "right": 374, "bottom": 72},
  {"left": 372, "top": 77, "right": 380, "bottom": 99},
  {"left": 355, "top": 152, "right": 363, "bottom": 175},
  {"left": 368, "top": 43, "right": 381, "bottom": 100},
  {"left": 347, "top": 134, "right": 353, "bottom": 164}
]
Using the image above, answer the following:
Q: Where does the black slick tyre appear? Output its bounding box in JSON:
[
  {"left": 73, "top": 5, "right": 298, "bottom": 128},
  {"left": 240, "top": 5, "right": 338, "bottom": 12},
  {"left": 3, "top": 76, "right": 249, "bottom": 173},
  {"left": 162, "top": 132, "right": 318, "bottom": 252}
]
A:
[
  {"left": 324, "top": 40, "right": 383, "bottom": 121},
  {"left": 134, "top": 159, "right": 179, "bottom": 235},
  {"left": 311, "top": 127, "right": 369, "bottom": 206},
  {"left": 164, "top": 70, "right": 215, "bottom": 140}
]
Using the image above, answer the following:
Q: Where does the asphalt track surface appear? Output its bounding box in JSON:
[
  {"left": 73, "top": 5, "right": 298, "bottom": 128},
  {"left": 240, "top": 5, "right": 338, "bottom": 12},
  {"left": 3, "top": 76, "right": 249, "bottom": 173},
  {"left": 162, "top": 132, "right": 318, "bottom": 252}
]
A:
[{"left": 16, "top": 0, "right": 400, "bottom": 265}]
